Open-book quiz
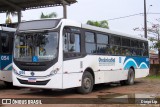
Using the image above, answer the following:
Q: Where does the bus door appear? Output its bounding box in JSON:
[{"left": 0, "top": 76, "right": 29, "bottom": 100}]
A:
[{"left": 62, "top": 27, "right": 83, "bottom": 88}]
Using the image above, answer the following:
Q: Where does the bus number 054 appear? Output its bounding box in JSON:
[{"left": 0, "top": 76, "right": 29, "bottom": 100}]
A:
[{"left": 1, "top": 56, "right": 9, "bottom": 60}]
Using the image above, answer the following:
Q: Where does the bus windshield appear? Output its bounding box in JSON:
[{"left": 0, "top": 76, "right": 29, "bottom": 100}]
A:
[{"left": 14, "top": 31, "right": 58, "bottom": 62}]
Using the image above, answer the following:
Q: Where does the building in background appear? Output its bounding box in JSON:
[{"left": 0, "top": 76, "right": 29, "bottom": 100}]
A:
[{"left": 150, "top": 50, "right": 159, "bottom": 64}]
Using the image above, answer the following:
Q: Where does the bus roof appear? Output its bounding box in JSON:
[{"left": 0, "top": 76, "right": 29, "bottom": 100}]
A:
[
  {"left": 82, "top": 24, "right": 147, "bottom": 41},
  {"left": 16, "top": 18, "right": 147, "bottom": 41},
  {"left": 0, "top": 26, "right": 16, "bottom": 32},
  {"left": 60, "top": 19, "right": 147, "bottom": 41}
]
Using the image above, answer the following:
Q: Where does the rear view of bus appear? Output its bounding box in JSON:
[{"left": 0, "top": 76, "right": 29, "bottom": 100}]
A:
[{"left": 0, "top": 26, "right": 15, "bottom": 86}]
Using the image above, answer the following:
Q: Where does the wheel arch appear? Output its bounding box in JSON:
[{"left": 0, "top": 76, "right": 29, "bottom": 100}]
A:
[{"left": 130, "top": 66, "right": 135, "bottom": 77}]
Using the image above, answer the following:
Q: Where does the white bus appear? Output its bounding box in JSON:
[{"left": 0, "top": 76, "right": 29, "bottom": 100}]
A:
[
  {"left": 12, "top": 19, "right": 149, "bottom": 94},
  {"left": 0, "top": 26, "right": 16, "bottom": 86}
]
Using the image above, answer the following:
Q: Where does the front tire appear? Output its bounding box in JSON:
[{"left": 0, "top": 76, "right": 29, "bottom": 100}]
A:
[
  {"left": 120, "top": 68, "right": 135, "bottom": 85},
  {"left": 77, "top": 72, "right": 94, "bottom": 94}
]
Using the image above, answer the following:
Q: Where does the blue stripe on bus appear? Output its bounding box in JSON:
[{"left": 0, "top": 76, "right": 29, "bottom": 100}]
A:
[
  {"left": 123, "top": 56, "right": 149, "bottom": 70},
  {"left": 0, "top": 55, "right": 12, "bottom": 71}
]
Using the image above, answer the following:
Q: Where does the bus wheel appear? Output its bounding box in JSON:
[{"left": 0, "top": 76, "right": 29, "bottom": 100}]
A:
[
  {"left": 77, "top": 71, "right": 94, "bottom": 94},
  {"left": 120, "top": 68, "right": 135, "bottom": 85}
]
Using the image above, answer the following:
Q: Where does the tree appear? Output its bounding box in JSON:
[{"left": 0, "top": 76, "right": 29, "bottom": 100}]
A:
[
  {"left": 134, "top": 19, "right": 160, "bottom": 63},
  {"left": 5, "top": 11, "right": 17, "bottom": 24},
  {"left": 40, "top": 12, "right": 57, "bottom": 19},
  {"left": 5, "top": 16, "right": 12, "bottom": 24},
  {"left": 87, "top": 20, "right": 109, "bottom": 29}
]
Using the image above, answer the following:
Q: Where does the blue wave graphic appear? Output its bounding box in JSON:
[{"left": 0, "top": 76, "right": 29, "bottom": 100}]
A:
[
  {"left": 124, "top": 60, "right": 137, "bottom": 70},
  {"left": 123, "top": 57, "right": 149, "bottom": 70}
]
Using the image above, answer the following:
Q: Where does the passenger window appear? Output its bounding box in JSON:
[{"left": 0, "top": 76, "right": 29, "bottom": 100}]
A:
[
  {"left": 122, "top": 47, "right": 131, "bottom": 56},
  {"left": 110, "top": 46, "right": 121, "bottom": 55},
  {"left": 63, "top": 32, "right": 80, "bottom": 53},
  {"left": 110, "top": 36, "right": 121, "bottom": 46},
  {"left": 85, "top": 32, "right": 96, "bottom": 54},
  {"left": 63, "top": 27, "right": 81, "bottom": 59},
  {"left": 122, "top": 38, "right": 130, "bottom": 47},
  {"left": 109, "top": 36, "right": 121, "bottom": 55},
  {"left": 86, "top": 43, "right": 96, "bottom": 54},
  {"left": 97, "top": 34, "right": 108, "bottom": 44},
  {"left": 85, "top": 32, "right": 95, "bottom": 42},
  {"left": 97, "top": 44, "right": 108, "bottom": 54},
  {"left": 1, "top": 32, "right": 10, "bottom": 53},
  {"left": 139, "top": 42, "right": 148, "bottom": 56}
]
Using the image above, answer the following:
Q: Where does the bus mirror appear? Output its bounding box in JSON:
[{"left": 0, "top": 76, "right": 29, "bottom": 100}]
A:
[{"left": 70, "top": 33, "right": 75, "bottom": 44}]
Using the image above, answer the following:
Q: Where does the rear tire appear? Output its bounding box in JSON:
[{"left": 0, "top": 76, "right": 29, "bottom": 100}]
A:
[
  {"left": 77, "top": 71, "right": 94, "bottom": 94},
  {"left": 120, "top": 68, "right": 135, "bottom": 85}
]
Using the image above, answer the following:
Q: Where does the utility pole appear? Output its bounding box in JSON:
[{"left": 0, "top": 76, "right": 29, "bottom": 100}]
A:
[
  {"left": 144, "top": 0, "right": 147, "bottom": 38},
  {"left": 62, "top": 0, "right": 68, "bottom": 19},
  {"left": 18, "top": 10, "right": 21, "bottom": 23},
  {"left": 63, "top": 4, "right": 67, "bottom": 19}
]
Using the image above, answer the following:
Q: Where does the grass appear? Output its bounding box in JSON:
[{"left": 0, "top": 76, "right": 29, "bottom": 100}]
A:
[{"left": 146, "top": 75, "right": 160, "bottom": 79}]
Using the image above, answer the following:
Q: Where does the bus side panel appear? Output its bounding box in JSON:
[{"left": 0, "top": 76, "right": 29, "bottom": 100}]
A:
[
  {"left": 63, "top": 58, "right": 83, "bottom": 88},
  {"left": 103, "top": 70, "right": 128, "bottom": 83},
  {"left": 123, "top": 56, "right": 149, "bottom": 78},
  {"left": 0, "top": 55, "right": 12, "bottom": 82},
  {"left": 83, "top": 56, "right": 127, "bottom": 84},
  {"left": 102, "top": 56, "right": 128, "bottom": 82},
  {"left": 82, "top": 56, "right": 149, "bottom": 84},
  {"left": 0, "top": 71, "right": 12, "bottom": 82},
  {"left": 82, "top": 55, "right": 104, "bottom": 84},
  {"left": 135, "top": 69, "right": 149, "bottom": 78},
  {"left": 0, "top": 55, "right": 2, "bottom": 72}
]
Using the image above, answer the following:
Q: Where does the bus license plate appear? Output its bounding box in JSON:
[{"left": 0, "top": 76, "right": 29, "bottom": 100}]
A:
[{"left": 28, "top": 78, "right": 37, "bottom": 82}]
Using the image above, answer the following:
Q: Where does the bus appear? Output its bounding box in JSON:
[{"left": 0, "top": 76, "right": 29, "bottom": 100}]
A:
[
  {"left": 12, "top": 19, "right": 149, "bottom": 94},
  {"left": 0, "top": 26, "right": 16, "bottom": 86}
]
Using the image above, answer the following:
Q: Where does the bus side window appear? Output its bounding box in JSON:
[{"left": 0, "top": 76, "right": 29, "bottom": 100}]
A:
[
  {"left": 63, "top": 27, "right": 81, "bottom": 59},
  {"left": 85, "top": 32, "right": 96, "bottom": 54},
  {"left": 63, "top": 32, "right": 80, "bottom": 53},
  {"left": 1, "top": 32, "right": 10, "bottom": 54},
  {"left": 63, "top": 33, "right": 69, "bottom": 52}
]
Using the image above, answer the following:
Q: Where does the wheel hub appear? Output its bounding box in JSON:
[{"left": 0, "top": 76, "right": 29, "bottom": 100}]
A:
[{"left": 84, "top": 78, "right": 91, "bottom": 89}]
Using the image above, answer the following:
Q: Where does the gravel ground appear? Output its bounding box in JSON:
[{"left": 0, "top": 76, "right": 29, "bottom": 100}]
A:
[{"left": 0, "top": 78, "right": 159, "bottom": 107}]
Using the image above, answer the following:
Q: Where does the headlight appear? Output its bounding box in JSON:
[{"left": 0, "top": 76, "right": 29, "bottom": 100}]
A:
[
  {"left": 50, "top": 68, "right": 59, "bottom": 75},
  {"left": 12, "top": 68, "right": 17, "bottom": 73}
]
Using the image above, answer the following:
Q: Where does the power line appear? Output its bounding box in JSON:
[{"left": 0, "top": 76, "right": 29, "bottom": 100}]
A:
[
  {"left": 107, "top": 13, "right": 142, "bottom": 21},
  {"left": 148, "top": 13, "right": 160, "bottom": 14},
  {"left": 107, "top": 13, "right": 160, "bottom": 21}
]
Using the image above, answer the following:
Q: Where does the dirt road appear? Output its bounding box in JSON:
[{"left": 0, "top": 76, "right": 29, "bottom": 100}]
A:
[{"left": 0, "top": 78, "right": 160, "bottom": 107}]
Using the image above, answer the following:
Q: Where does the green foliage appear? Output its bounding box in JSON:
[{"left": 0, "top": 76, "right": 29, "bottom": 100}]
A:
[
  {"left": 5, "top": 11, "right": 17, "bottom": 24},
  {"left": 149, "top": 37, "right": 160, "bottom": 49},
  {"left": 40, "top": 12, "right": 57, "bottom": 19},
  {"left": 6, "top": 11, "right": 17, "bottom": 17},
  {"left": 5, "top": 16, "right": 12, "bottom": 24},
  {"left": 87, "top": 20, "right": 109, "bottom": 29},
  {"left": 146, "top": 75, "right": 160, "bottom": 79},
  {"left": 134, "top": 19, "right": 160, "bottom": 51},
  {"left": 154, "top": 41, "right": 160, "bottom": 49}
]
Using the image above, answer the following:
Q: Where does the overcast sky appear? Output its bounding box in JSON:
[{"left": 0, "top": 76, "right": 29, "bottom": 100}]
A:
[{"left": 0, "top": 0, "right": 160, "bottom": 37}]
